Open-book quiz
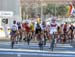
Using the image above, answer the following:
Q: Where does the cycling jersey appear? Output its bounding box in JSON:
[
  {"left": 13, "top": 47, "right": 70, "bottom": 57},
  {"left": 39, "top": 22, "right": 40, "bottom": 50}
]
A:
[
  {"left": 50, "top": 23, "right": 57, "bottom": 34},
  {"left": 11, "top": 24, "right": 18, "bottom": 31},
  {"left": 40, "top": 23, "right": 45, "bottom": 31},
  {"left": 10, "top": 24, "right": 18, "bottom": 35},
  {"left": 30, "top": 23, "right": 34, "bottom": 32},
  {"left": 35, "top": 24, "right": 42, "bottom": 34}
]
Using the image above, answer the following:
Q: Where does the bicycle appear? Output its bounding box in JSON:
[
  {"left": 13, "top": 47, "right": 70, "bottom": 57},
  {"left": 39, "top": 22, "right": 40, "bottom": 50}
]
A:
[
  {"left": 50, "top": 32, "right": 55, "bottom": 51},
  {"left": 10, "top": 31, "right": 18, "bottom": 48}
]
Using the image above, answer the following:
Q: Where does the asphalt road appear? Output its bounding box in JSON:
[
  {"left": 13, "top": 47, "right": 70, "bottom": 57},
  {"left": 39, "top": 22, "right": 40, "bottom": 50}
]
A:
[
  {"left": 0, "top": 41, "right": 75, "bottom": 57},
  {"left": 0, "top": 51, "right": 75, "bottom": 57},
  {"left": 0, "top": 41, "right": 75, "bottom": 51}
]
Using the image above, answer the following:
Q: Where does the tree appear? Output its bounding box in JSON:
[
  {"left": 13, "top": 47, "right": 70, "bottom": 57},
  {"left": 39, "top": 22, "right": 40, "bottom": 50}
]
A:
[
  {"left": 43, "top": 4, "right": 67, "bottom": 17},
  {"left": 43, "top": 4, "right": 55, "bottom": 16},
  {"left": 57, "top": 5, "right": 67, "bottom": 16}
]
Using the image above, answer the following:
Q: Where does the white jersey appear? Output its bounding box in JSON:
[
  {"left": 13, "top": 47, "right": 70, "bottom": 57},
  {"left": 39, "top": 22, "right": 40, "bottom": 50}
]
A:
[
  {"left": 11, "top": 24, "right": 18, "bottom": 31},
  {"left": 41, "top": 24, "right": 46, "bottom": 31},
  {"left": 50, "top": 23, "right": 57, "bottom": 34}
]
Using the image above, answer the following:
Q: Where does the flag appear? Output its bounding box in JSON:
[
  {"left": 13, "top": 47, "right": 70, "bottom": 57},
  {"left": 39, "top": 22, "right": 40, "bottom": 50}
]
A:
[
  {"left": 71, "top": 7, "right": 75, "bottom": 16},
  {"left": 66, "top": 3, "right": 73, "bottom": 16}
]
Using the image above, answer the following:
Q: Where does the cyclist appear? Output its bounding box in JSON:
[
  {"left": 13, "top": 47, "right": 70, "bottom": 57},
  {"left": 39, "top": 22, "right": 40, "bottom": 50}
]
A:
[
  {"left": 41, "top": 21, "right": 47, "bottom": 46},
  {"left": 49, "top": 17, "right": 58, "bottom": 49},
  {"left": 23, "top": 21, "right": 31, "bottom": 45},
  {"left": 17, "top": 22, "right": 22, "bottom": 42},
  {"left": 68, "top": 24, "right": 74, "bottom": 43},
  {"left": 63, "top": 22, "right": 68, "bottom": 43},
  {"left": 10, "top": 20, "right": 18, "bottom": 48},
  {"left": 35, "top": 23, "right": 42, "bottom": 40},
  {"left": 30, "top": 22, "right": 35, "bottom": 39}
]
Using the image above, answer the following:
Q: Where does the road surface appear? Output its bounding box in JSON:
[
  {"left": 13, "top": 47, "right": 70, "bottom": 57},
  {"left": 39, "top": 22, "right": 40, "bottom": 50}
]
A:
[{"left": 0, "top": 41, "right": 75, "bottom": 57}]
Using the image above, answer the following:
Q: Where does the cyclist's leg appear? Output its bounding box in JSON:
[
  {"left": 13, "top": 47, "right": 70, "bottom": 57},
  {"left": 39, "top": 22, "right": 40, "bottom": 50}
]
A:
[
  {"left": 39, "top": 36, "right": 43, "bottom": 50},
  {"left": 27, "top": 32, "right": 30, "bottom": 45},
  {"left": 15, "top": 30, "right": 19, "bottom": 43},
  {"left": 43, "top": 31, "right": 46, "bottom": 46},
  {"left": 24, "top": 31, "right": 26, "bottom": 41},
  {"left": 10, "top": 34, "right": 15, "bottom": 48},
  {"left": 12, "top": 31, "right": 18, "bottom": 48},
  {"left": 19, "top": 29, "right": 22, "bottom": 42},
  {"left": 10, "top": 31, "right": 14, "bottom": 48}
]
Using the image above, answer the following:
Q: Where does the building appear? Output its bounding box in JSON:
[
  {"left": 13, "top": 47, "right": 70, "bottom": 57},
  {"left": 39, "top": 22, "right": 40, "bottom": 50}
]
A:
[
  {"left": 0, "top": 0, "right": 22, "bottom": 26},
  {"left": 0, "top": 0, "right": 22, "bottom": 37}
]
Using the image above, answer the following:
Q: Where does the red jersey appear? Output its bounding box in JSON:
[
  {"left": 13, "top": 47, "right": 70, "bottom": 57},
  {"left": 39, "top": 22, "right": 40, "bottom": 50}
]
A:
[{"left": 22, "top": 23, "right": 30, "bottom": 32}]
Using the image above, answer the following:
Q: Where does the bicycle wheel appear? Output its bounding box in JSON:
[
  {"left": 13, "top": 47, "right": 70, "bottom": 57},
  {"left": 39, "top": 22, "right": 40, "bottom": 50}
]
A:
[{"left": 11, "top": 41, "right": 14, "bottom": 49}]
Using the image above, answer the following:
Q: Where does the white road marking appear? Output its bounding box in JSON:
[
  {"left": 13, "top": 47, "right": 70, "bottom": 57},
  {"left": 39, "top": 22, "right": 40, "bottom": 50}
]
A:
[
  {"left": 0, "top": 48, "right": 75, "bottom": 54},
  {"left": 0, "top": 51, "right": 75, "bottom": 56},
  {"left": 0, "top": 42, "right": 73, "bottom": 48}
]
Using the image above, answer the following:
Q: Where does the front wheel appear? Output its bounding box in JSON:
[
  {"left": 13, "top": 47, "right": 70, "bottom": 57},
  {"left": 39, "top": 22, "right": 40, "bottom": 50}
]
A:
[{"left": 11, "top": 41, "right": 14, "bottom": 49}]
